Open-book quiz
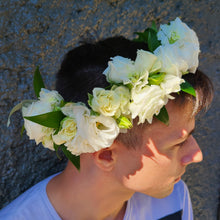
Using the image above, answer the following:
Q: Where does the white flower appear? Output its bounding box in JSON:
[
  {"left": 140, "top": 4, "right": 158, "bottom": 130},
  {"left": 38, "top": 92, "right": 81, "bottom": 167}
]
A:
[
  {"left": 132, "top": 50, "right": 162, "bottom": 91},
  {"left": 61, "top": 102, "right": 89, "bottom": 118},
  {"left": 130, "top": 85, "right": 167, "bottom": 124},
  {"left": 90, "top": 88, "right": 121, "bottom": 117},
  {"left": 157, "top": 17, "right": 199, "bottom": 49},
  {"left": 61, "top": 104, "right": 93, "bottom": 155},
  {"left": 176, "top": 42, "right": 199, "bottom": 73},
  {"left": 39, "top": 88, "right": 64, "bottom": 107},
  {"left": 66, "top": 135, "right": 92, "bottom": 156},
  {"left": 52, "top": 117, "right": 77, "bottom": 145},
  {"left": 156, "top": 17, "right": 200, "bottom": 73},
  {"left": 42, "top": 128, "right": 54, "bottom": 150},
  {"left": 22, "top": 101, "right": 54, "bottom": 147},
  {"left": 103, "top": 50, "right": 162, "bottom": 90},
  {"left": 62, "top": 104, "right": 119, "bottom": 155},
  {"left": 86, "top": 114, "right": 119, "bottom": 152},
  {"left": 134, "top": 50, "right": 161, "bottom": 74},
  {"left": 21, "top": 89, "right": 64, "bottom": 150},
  {"left": 103, "top": 56, "right": 135, "bottom": 84},
  {"left": 154, "top": 44, "right": 187, "bottom": 76},
  {"left": 112, "top": 85, "right": 131, "bottom": 115},
  {"left": 160, "top": 74, "right": 184, "bottom": 98}
]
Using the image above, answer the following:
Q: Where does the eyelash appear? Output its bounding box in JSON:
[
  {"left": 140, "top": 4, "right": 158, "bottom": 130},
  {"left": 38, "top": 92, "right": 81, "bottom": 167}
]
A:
[
  {"left": 174, "top": 139, "right": 187, "bottom": 148},
  {"left": 179, "top": 140, "right": 186, "bottom": 147},
  {"left": 174, "top": 130, "right": 196, "bottom": 148},
  {"left": 177, "top": 135, "right": 192, "bottom": 147}
]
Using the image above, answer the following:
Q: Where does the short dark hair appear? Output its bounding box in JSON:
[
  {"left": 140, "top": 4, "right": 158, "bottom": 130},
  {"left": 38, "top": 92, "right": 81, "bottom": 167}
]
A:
[
  {"left": 56, "top": 36, "right": 214, "bottom": 148},
  {"left": 175, "top": 70, "right": 214, "bottom": 114},
  {"left": 56, "top": 37, "right": 148, "bottom": 103}
]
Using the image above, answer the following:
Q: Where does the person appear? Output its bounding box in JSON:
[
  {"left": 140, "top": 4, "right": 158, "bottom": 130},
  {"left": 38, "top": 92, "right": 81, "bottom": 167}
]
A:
[{"left": 0, "top": 18, "right": 214, "bottom": 220}]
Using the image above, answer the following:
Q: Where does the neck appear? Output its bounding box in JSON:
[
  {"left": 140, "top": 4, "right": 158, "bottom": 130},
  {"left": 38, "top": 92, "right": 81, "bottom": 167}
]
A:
[{"left": 47, "top": 160, "right": 133, "bottom": 220}]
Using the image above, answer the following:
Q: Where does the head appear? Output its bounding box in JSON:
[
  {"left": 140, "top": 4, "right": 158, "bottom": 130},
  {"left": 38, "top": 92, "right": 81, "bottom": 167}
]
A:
[{"left": 56, "top": 36, "right": 213, "bottom": 198}]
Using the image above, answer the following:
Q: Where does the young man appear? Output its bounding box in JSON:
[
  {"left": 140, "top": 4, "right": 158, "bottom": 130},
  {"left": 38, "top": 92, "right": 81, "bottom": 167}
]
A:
[{"left": 1, "top": 18, "right": 213, "bottom": 219}]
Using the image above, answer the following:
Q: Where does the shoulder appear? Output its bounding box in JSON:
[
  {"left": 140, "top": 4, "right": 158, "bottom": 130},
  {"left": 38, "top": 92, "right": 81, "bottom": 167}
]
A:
[
  {"left": 0, "top": 174, "right": 61, "bottom": 220},
  {"left": 124, "top": 180, "right": 193, "bottom": 220}
]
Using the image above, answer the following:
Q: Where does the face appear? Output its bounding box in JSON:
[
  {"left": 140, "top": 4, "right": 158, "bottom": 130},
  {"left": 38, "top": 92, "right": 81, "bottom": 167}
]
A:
[{"left": 114, "top": 101, "right": 203, "bottom": 198}]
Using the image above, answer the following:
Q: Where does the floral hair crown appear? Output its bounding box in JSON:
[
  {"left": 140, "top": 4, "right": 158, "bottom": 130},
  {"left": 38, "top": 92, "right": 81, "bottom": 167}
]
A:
[{"left": 8, "top": 17, "right": 199, "bottom": 170}]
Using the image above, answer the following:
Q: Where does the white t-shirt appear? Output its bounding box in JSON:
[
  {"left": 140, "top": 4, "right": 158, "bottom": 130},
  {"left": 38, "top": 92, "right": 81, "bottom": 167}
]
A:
[{"left": 0, "top": 174, "right": 193, "bottom": 220}]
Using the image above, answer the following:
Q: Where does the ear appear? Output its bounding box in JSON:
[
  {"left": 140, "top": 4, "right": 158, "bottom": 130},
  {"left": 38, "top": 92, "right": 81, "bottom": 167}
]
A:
[{"left": 93, "top": 146, "right": 117, "bottom": 171}]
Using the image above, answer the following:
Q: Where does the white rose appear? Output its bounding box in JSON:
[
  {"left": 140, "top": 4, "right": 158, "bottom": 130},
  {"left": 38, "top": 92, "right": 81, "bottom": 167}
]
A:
[
  {"left": 160, "top": 74, "right": 184, "bottom": 97},
  {"left": 130, "top": 85, "right": 167, "bottom": 124},
  {"left": 90, "top": 88, "right": 121, "bottom": 117},
  {"left": 61, "top": 104, "right": 92, "bottom": 155},
  {"left": 175, "top": 42, "right": 199, "bottom": 73},
  {"left": 22, "top": 101, "right": 54, "bottom": 145},
  {"left": 112, "top": 85, "right": 130, "bottom": 115},
  {"left": 103, "top": 56, "right": 135, "bottom": 84},
  {"left": 154, "top": 44, "right": 187, "bottom": 76},
  {"left": 65, "top": 135, "right": 92, "bottom": 156},
  {"left": 157, "top": 17, "right": 199, "bottom": 49},
  {"left": 61, "top": 102, "right": 89, "bottom": 118},
  {"left": 134, "top": 49, "right": 161, "bottom": 74},
  {"left": 52, "top": 117, "right": 77, "bottom": 145},
  {"left": 156, "top": 17, "right": 200, "bottom": 73},
  {"left": 42, "top": 127, "right": 54, "bottom": 150},
  {"left": 39, "top": 88, "right": 64, "bottom": 107},
  {"left": 132, "top": 50, "right": 162, "bottom": 91},
  {"left": 66, "top": 115, "right": 119, "bottom": 155},
  {"left": 86, "top": 114, "right": 119, "bottom": 151},
  {"left": 63, "top": 104, "right": 119, "bottom": 155}
]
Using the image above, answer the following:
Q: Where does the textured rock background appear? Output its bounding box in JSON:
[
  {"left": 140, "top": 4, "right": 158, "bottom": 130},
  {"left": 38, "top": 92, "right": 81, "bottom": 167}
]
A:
[{"left": 0, "top": 0, "right": 219, "bottom": 219}]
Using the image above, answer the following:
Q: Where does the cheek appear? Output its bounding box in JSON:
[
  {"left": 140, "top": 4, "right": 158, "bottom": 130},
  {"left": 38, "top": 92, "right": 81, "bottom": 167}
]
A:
[
  {"left": 122, "top": 153, "right": 175, "bottom": 192},
  {"left": 145, "top": 145, "right": 177, "bottom": 174},
  {"left": 144, "top": 137, "right": 178, "bottom": 170}
]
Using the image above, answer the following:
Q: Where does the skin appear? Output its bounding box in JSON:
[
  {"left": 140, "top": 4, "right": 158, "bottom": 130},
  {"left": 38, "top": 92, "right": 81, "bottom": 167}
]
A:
[
  {"left": 47, "top": 100, "right": 203, "bottom": 220},
  {"left": 114, "top": 100, "right": 202, "bottom": 198}
]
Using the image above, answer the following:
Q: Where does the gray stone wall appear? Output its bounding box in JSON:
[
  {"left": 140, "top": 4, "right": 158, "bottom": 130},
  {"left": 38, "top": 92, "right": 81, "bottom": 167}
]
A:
[{"left": 0, "top": 0, "right": 219, "bottom": 219}]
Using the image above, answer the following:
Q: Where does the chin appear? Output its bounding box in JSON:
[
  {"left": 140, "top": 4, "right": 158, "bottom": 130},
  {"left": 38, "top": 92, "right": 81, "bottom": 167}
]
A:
[{"left": 147, "top": 185, "right": 175, "bottom": 199}]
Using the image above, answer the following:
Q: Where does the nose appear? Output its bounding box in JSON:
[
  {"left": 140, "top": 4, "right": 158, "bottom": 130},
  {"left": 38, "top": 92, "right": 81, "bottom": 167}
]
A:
[{"left": 181, "top": 136, "right": 203, "bottom": 166}]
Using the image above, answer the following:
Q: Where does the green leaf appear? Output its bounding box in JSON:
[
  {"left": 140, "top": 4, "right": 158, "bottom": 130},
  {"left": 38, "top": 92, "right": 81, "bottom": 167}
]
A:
[
  {"left": 125, "top": 83, "right": 133, "bottom": 90},
  {"left": 53, "top": 143, "right": 62, "bottom": 160},
  {"left": 7, "top": 100, "right": 34, "bottom": 127},
  {"left": 148, "top": 29, "right": 161, "bottom": 52},
  {"left": 90, "top": 110, "right": 100, "bottom": 116},
  {"left": 150, "top": 20, "right": 157, "bottom": 33},
  {"left": 155, "top": 106, "right": 169, "bottom": 125},
  {"left": 116, "top": 116, "right": 133, "bottom": 129},
  {"left": 60, "top": 100, "right": 66, "bottom": 108},
  {"left": 133, "top": 30, "right": 149, "bottom": 44},
  {"left": 20, "top": 124, "right": 25, "bottom": 137},
  {"left": 34, "top": 66, "right": 45, "bottom": 98},
  {"left": 24, "top": 111, "right": 65, "bottom": 129},
  {"left": 54, "top": 143, "right": 59, "bottom": 151},
  {"left": 88, "top": 93, "right": 93, "bottom": 107},
  {"left": 148, "top": 72, "right": 166, "bottom": 85},
  {"left": 133, "top": 20, "right": 160, "bottom": 51},
  {"left": 61, "top": 145, "right": 80, "bottom": 170},
  {"left": 181, "top": 81, "right": 196, "bottom": 97}
]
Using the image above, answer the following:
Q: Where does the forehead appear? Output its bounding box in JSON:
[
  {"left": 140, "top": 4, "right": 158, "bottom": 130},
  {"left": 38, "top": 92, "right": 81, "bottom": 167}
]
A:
[
  {"left": 173, "top": 93, "right": 199, "bottom": 118},
  {"left": 144, "top": 101, "right": 195, "bottom": 142}
]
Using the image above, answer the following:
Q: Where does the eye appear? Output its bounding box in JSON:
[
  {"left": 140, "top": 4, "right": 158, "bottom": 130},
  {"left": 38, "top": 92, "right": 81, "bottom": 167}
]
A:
[
  {"left": 177, "top": 135, "right": 193, "bottom": 147},
  {"left": 175, "top": 138, "right": 188, "bottom": 148},
  {"left": 179, "top": 140, "right": 187, "bottom": 147}
]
